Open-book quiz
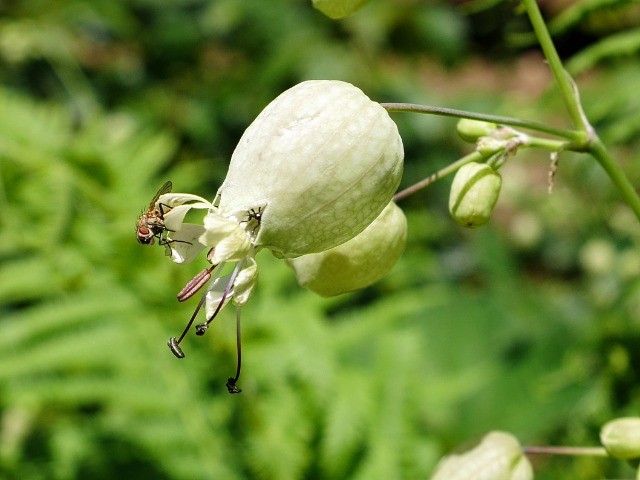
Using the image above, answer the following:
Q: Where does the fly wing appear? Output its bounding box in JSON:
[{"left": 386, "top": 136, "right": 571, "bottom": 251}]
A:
[{"left": 148, "top": 180, "right": 173, "bottom": 209}]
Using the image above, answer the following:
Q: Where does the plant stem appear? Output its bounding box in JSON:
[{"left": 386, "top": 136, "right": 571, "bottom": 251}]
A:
[
  {"left": 590, "top": 136, "right": 640, "bottom": 221},
  {"left": 393, "top": 151, "right": 484, "bottom": 202},
  {"left": 523, "top": 446, "right": 609, "bottom": 457},
  {"left": 381, "top": 103, "right": 582, "bottom": 141},
  {"left": 520, "top": 0, "right": 587, "bottom": 131},
  {"left": 520, "top": 0, "right": 640, "bottom": 221},
  {"left": 385, "top": 5, "right": 640, "bottom": 221},
  {"left": 525, "top": 135, "right": 569, "bottom": 151}
]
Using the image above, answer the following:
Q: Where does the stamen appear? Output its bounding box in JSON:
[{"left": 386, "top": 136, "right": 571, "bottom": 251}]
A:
[
  {"left": 177, "top": 265, "right": 216, "bottom": 302},
  {"left": 195, "top": 260, "right": 245, "bottom": 336},
  {"left": 226, "top": 308, "right": 242, "bottom": 394},
  {"left": 166, "top": 288, "right": 208, "bottom": 358},
  {"left": 195, "top": 280, "right": 229, "bottom": 334},
  {"left": 167, "top": 337, "right": 185, "bottom": 358}
]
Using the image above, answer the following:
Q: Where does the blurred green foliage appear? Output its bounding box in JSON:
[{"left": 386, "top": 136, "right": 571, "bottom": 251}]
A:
[{"left": 1, "top": 0, "right": 640, "bottom": 479}]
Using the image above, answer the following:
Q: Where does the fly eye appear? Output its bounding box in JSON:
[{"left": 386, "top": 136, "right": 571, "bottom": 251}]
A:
[{"left": 137, "top": 235, "right": 154, "bottom": 245}]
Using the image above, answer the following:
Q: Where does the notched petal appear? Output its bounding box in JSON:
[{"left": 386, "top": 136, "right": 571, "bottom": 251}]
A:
[
  {"left": 200, "top": 213, "right": 252, "bottom": 264},
  {"left": 163, "top": 204, "right": 195, "bottom": 232},
  {"left": 167, "top": 223, "right": 207, "bottom": 264},
  {"left": 204, "top": 273, "right": 234, "bottom": 319},
  {"left": 232, "top": 258, "right": 258, "bottom": 306},
  {"left": 158, "top": 193, "right": 212, "bottom": 208}
]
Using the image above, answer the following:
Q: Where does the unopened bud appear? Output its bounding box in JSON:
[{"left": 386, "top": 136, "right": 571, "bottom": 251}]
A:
[
  {"left": 601, "top": 417, "right": 640, "bottom": 460},
  {"left": 457, "top": 119, "right": 498, "bottom": 143},
  {"left": 449, "top": 162, "right": 502, "bottom": 228},
  {"left": 477, "top": 137, "right": 508, "bottom": 156}
]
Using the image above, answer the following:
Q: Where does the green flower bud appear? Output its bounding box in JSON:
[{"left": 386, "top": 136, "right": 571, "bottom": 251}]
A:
[
  {"left": 600, "top": 417, "right": 640, "bottom": 459},
  {"left": 312, "top": 0, "right": 372, "bottom": 19},
  {"left": 477, "top": 137, "right": 508, "bottom": 156},
  {"left": 430, "top": 431, "right": 533, "bottom": 480},
  {"left": 286, "top": 202, "right": 406, "bottom": 296},
  {"left": 449, "top": 162, "right": 502, "bottom": 228},
  {"left": 217, "top": 80, "right": 404, "bottom": 258},
  {"left": 457, "top": 119, "right": 498, "bottom": 143}
]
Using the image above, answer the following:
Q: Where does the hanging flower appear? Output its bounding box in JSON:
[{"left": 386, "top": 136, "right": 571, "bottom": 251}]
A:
[
  {"left": 216, "top": 79, "right": 404, "bottom": 258},
  {"left": 139, "top": 80, "right": 405, "bottom": 392}
]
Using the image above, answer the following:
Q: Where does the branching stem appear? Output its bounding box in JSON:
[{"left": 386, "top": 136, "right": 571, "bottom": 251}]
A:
[{"left": 520, "top": 0, "right": 586, "bottom": 131}]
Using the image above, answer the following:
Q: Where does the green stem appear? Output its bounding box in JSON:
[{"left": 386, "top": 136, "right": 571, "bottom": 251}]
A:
[
  {"left": 590, "top": 136, "right": 640, "bottom": 221},
  {"left": 393, "top": 151, "right": 485, "bottom": 202},
  {"left": 381, "top": 103, "right": 582, "bottom": 141},
  {"left": 520, "top": 0, "right": 586, "bottom": 131},
  {"left": 520, "top": 0, "right": 640, "bottom": 221},
  {"left": 525, "top": 135, "right": 569, "bottom": 151},
  {"left": 523, "top": 446, "right": 609, "bottom": 457},
  {"left": 385, "top": 6, "right": 640, "bottom": 221}
]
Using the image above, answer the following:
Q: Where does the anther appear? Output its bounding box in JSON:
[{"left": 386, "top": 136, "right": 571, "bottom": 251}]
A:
[
  {"left": 167, "top": 289, "right": 207, "bottom": 359},
  {"left": 167, "top": 337, "right": 185, "bottom": 358},
  {"left": 177, "top": 265, "right": 216, "bottom": 302},
  {"left": 195, "top": 323, "right": 208, "bottom": 336},
  {"left": 226, "top": 378, "right": 241, "bottom": 394}
]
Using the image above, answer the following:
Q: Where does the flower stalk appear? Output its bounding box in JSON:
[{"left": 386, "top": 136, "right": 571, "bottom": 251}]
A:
[
  {"left": 523, "top": 446, "right": 609, "bottom": 457},
  {"left": 380, "top": 102, "right": 583, "bottom": 141},
  {"left": 393, "top": 151, "right": 484, "bottom": 202}
]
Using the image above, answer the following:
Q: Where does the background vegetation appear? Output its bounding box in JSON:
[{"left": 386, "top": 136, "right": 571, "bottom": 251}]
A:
[{"left": 1, "top": 0, "right": 640, "bottom": 478}]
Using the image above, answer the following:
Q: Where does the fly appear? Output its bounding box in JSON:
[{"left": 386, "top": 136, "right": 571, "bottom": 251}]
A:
[{"left": 135, "top": 180, "right": 183, "bottom": 251}]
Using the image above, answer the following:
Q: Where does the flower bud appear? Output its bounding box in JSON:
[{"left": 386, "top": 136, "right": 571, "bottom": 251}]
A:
[
  {"left": 600, "top": 417, "right": 640, "bottom": 459},
  {"left": 312, "top": 0, "right": 372, "bottom": 19},
  {"left": 216, "top": 80, "right": 404, "bottom": 258},
  {"left": 449, "top": 162, "right": 502, "bottom": 228},
  {"left": 456, "top": 119, "right": 498, "bottom": 143},
  {"left": 286, "top": 202, "right": 406, "bottom": 296},
  {"left": 430, "top": 431, "right": 533, "bottom": 480},
  {"left": 477, "top": 137, "right": 508, "bottom": 156}
]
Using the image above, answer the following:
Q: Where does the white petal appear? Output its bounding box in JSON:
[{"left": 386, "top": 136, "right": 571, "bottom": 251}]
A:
[
  {"left": 207, "top": 233, "right": 251, "bottom": 264},
  {"left": 232, "top": 258, "right": 258, "bottom": 306},
  {"left": 204, "top": 273, "right": 234, "bottom": 319},
  {"left": 167, "top": 223, "right": 207, "bottom": 264},
  {"left": 199, "top": 213, "right": 252, "bottom": 263},
  {"left": 158, "top": 193, "right": 212, "bottom": 207},
  {"left": 163, "top": 204, "right": 194, "bottom": 232}
]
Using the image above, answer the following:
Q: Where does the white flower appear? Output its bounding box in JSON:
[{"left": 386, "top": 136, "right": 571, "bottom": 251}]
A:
[
  {"left": 141, "top": 80, "right": 405, "bottom": 393},
  {"left": 430, "top": 431, "right": 533, "bottom": 480},
  {"left": 216, "top": 79, "right": 403, "bottom": 258},
  {"left": 158, "top": 193, "right": 259, "bottom": 310}
]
